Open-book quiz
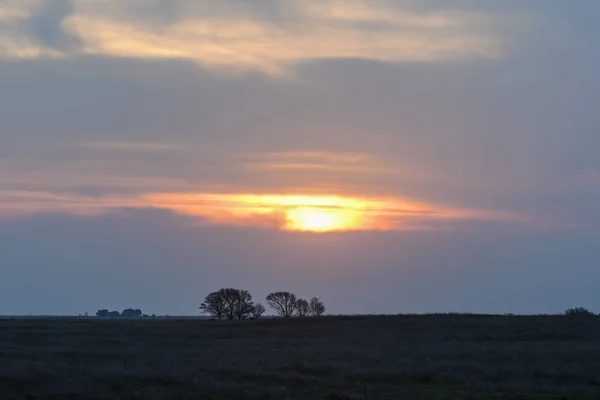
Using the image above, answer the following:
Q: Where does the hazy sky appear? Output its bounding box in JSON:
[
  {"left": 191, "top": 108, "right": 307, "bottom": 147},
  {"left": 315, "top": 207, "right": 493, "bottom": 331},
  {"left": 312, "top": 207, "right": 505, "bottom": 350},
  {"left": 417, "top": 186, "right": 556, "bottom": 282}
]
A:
[{"left": 1, "top": 0, "right": 599, "bottom": 315}]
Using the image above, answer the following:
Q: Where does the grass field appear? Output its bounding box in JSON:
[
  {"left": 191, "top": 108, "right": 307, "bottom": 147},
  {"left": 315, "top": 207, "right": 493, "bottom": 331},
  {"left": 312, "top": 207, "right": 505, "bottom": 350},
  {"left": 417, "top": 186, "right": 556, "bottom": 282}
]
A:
[{"left": 0, "top": 315, "right": 599, "bottom": 399}]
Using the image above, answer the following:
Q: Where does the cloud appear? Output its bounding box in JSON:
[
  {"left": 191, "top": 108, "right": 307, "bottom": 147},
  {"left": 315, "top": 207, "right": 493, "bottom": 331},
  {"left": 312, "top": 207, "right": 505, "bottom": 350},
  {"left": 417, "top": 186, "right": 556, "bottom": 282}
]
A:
[
  {"left": 79, "top": 140, "right": 186, "bottom": 152},
  {"left": 0, "top": 189, "right": 528, "bottom": 233},
  {"left": 243, "top": 151, "right": 373, "bottom": 163},
  {"left": 0, "top": 0, "right": 525, "bottom": 73},
  {"left": 0, "top": 1, "right": 51, "bottom": 59},
  {"left": 0, "top": 190, "right": 141, "bottom": 219},
  {"left": 241, "top": 151, "right": 396, "bottom": 174},
  {"left": 29, "top": 0, "right": 81, "bottom": 52}
]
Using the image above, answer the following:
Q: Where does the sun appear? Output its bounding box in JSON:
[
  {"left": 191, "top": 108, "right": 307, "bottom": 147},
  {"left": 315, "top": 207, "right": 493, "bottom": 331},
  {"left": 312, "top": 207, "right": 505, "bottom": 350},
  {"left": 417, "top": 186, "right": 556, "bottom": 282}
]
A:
[{"left": 284, "top": 207, "right": 363, "bottom": 232}]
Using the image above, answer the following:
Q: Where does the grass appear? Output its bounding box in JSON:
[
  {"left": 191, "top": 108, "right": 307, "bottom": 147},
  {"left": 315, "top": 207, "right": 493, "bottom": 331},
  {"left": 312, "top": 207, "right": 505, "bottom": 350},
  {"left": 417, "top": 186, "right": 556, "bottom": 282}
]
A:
[{"left": 0, "top": 315, "right": 598, "bottom": 399}]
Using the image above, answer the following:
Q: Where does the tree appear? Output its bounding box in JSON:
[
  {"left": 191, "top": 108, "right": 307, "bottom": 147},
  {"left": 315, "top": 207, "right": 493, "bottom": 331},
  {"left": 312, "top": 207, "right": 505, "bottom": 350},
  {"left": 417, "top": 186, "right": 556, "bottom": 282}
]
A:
[
  {"left": 251, "top": 303, "right": 266, "bottom": 319},
  {"left": 96, "top": 309, "right": 109, "bottom": 318},
  {"left": 108, "top": 311, "right": 121, "bottom": 318},
  {"left": 200, "top": 291, "right": 226, "bottom": 320},
  {"left": 122, "top": 308, "right": 142, "bottom": 318},
  {"left": 266, "top": 292, "right": 297, "bottom": 318},
  {"left": 200, "top": 288, "right": 255, "bottom": 320},
  {"left": 309, "top": 297, "right": 326, "bottom": 317},
  {"left": 295, "top": 299, "right": 310, "bottom": 317},
  {"left": 231, "top": 289, "right": 254, "bottom": 320}
]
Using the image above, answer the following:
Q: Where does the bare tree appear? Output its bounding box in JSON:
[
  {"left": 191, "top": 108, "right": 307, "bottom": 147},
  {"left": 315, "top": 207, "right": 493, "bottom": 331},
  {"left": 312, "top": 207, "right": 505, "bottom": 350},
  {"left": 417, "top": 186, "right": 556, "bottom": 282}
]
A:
[
  {"left": 309, "top": 297, "right": 326, "bottom": 316},
  {"left": 200, "top": 288, "right": 255, "bottom": 320},
  {"left": 232, "top": 289, "right": 255, "bottom": 320},
  {"left": 295, "top": 298, "right": 310, "bottom": 317},
  {"left": 200, "top": 291, "right": 225, "bottom": 320},
  {"left": 266, "top": 292, "right": 297, "bottom": 318},
  {"left": 221, "top": 288, "right": 238, "bottom": 320},
  {"left": 251, "top": 303, "right": 266, "bottom": 319}
]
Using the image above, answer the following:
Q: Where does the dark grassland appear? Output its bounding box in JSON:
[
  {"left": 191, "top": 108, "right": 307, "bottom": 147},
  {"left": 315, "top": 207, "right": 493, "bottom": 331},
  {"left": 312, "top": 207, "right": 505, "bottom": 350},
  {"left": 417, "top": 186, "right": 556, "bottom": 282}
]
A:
[{"left": 0, "top": 315, "right": 599, "bottom": 399}]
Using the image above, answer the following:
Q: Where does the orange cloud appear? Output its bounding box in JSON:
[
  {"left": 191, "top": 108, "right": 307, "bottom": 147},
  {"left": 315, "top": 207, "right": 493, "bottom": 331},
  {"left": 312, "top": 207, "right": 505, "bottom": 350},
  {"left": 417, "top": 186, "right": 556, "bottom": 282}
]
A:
[
  {"left": 0, "top": 188, "right": 533, "bottom": 232},
  {"left": 0, "top": 190, "right": 140, "bottom": 219},
  {"left": 241, "top": 151, "right": 397, "bottom": 174},
  {"left": 144, "top": 192, "right": 533, "bottom": 232},
  {"left": 242, "top": 151, "right": 373, "bottom": 163}
]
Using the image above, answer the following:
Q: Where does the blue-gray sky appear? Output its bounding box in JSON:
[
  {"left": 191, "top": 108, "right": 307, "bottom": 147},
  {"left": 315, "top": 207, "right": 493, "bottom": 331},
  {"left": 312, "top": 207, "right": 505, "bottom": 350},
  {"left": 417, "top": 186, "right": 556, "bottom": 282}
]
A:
[{"left": 1, "top": 0, "right": 599, "bottom": 315}]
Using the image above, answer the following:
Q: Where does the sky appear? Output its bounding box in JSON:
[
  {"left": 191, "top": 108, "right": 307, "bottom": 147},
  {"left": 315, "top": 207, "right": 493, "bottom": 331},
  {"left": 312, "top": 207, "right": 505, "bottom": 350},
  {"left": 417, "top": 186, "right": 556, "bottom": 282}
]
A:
[{"left": 1, "top": 0, "right": 599, "bottom": 316}]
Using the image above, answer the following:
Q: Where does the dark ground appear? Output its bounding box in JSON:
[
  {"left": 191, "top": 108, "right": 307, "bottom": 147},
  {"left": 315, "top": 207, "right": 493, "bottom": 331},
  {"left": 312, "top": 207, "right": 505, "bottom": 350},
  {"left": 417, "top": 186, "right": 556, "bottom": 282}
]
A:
[{"left": 0, "top": 315, "right": 599, "bottom": 399}]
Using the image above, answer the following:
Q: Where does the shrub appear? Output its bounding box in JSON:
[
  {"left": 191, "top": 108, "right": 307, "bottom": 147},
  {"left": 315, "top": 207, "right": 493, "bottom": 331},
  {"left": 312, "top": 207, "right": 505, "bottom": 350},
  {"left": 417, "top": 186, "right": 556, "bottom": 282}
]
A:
[{"left": 564, "top": 307, "right": 595, "bottom": 316}]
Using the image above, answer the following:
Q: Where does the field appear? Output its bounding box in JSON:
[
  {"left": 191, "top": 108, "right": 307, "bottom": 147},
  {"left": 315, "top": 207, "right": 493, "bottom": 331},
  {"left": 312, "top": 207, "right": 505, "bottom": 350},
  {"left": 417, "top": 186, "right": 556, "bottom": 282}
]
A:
[{"left": 0, "top": 315, "right": 599, "bottom": 399}]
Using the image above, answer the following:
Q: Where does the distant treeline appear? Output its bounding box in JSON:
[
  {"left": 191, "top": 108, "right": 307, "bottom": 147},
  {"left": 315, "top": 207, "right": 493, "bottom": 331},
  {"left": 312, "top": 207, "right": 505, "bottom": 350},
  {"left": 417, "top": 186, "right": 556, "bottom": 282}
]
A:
[
  {"left": 93, "top": 305, "right": 597, "bottom": 319},
  {"left": 96, "top": 309, "right": 153, "bottom": 318},
  {"left": 93, "top": 290, "right": 325, "bottom": 321},
  {"left": 199, "top": 288, "right": 326, "bottom": 320}
]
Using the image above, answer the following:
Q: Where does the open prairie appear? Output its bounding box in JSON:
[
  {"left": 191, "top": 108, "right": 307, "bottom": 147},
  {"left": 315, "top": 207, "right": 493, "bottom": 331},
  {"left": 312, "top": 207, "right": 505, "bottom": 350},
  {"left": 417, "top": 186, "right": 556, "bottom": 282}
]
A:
[{"left": 0, "top": 315, "right": 599, "bottom": 399}]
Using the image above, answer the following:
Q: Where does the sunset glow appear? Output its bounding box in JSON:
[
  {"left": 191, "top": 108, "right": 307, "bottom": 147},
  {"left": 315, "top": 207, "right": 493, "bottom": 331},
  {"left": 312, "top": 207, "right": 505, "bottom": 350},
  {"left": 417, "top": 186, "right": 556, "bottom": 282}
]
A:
[
  {"left": 142, "top": 192, "right": 470, "bottom": 232},
  {"left": 0, "top": 189, "right": 525, "bottom": 232},
  {"left": 285, "top": 207, "right": 364, "bottom": 232}
]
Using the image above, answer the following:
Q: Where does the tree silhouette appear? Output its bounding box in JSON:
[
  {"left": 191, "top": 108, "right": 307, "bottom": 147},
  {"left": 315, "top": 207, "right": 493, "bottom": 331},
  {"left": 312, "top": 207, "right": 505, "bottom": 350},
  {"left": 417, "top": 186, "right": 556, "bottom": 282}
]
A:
[
  {"left": 96, "top": 309, "right": 129, "bottom": 318},
  {"left": 564, "top": 307, "right": 595, "bottom": 316},
  {"left": 309, "top": 297, "right": 326, "bottom": 316},
  {"left": 231, "top": 289, "right": 254, "bottom": 320},
  {"left": 251, "top": 303, "right": 266, "bottom": 319},
  {"left": 295, "top": 299, "right": 310, "bottom": 317},
  {"left": 200, "top": 291, "right": 226, "bottom": 320},
  {"left": 200, "top": 288, "right": 254, "bottom": 320},
  {"left": 266, "top": 292, "right": 297, "bottom": 318},
  {"left": 122, "top": 308, "right": 142, "bottom": 318}
]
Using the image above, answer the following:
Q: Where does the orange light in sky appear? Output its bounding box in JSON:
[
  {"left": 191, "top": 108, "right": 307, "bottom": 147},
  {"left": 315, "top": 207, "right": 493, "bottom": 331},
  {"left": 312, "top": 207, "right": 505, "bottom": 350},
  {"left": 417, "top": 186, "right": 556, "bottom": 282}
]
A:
[
  {"left": 0, "top": 191, "right": 524, "bottom": 231},
  {"left": 142, "top": 192, "right": 459, "bottom": 232},
  {"left": 285, "top": 207, "right": 364, "bottom": 232}
]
